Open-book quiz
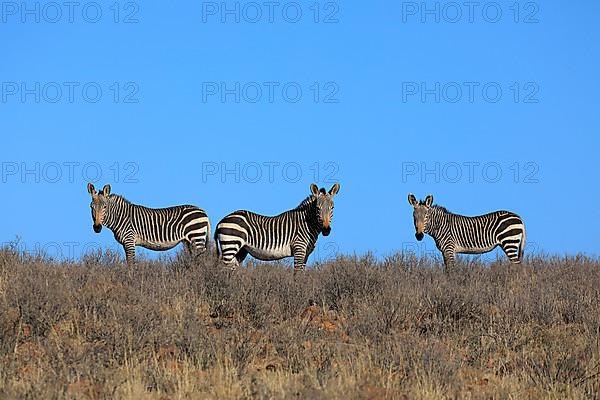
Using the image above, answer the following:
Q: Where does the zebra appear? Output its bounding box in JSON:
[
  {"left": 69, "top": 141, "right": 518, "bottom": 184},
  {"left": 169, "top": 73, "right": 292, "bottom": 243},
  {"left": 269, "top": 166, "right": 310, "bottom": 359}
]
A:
[
  {"left": 407, "top": 194, "right": 526, "bottom": 267},
  {"left": 87, "top": 183, "right": 210, "bottom": 265},
  {"left": 214, "top": 183, "right": 340, "bottom": 271}
]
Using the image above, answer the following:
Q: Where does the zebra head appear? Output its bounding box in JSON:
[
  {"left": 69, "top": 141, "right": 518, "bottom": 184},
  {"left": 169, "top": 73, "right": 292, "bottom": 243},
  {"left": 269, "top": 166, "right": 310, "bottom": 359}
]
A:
[
  {"left": 310, "top": 183, "right": 340, "bottom": 236},
  {"left": 408, "top": 193, "right": 433, "bottom": 241},
  {"left": 87, "top": 183, "right": 112, "bottom": 233}
]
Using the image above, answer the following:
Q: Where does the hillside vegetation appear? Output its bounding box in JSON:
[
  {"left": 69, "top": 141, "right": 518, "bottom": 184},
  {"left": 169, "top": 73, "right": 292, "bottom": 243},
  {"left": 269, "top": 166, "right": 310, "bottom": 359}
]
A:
[{"left": 0, "top": 248, "right": 599, "bottom": 399}]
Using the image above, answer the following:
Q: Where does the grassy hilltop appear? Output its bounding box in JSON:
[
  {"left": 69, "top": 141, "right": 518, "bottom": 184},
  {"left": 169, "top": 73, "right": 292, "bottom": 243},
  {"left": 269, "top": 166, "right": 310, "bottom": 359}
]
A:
[{"left": 0, "top": 248, "right": 599, "bottom": 399}]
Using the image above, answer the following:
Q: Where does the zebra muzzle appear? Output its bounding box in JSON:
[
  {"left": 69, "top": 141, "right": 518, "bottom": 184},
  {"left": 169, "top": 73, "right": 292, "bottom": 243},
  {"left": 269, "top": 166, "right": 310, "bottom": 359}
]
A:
[
  {"left": 322, "top": 226, "right": 331, "bottom": 236},
  {"left": 415, "top": 232, "right": 424, "bottom": 241},
  {"left": 93, "top": 224, "right": 102, "bottom": 233}
]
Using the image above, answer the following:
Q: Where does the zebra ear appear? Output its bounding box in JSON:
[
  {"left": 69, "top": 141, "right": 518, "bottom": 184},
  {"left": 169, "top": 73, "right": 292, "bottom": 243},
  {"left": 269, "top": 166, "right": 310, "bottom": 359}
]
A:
[
  {"left": 328, "top": 183, "right": 340, "bottom": 196},
  {"left": 408, "top": 193, "right": 418, "bottom": 206},
  {"left": 87, "top": 182, "right": 96, "bottom": 195},
  {"left": 102, "top": 184, "right": 111, "bottom": 196},
  {"left": 424, "top": 194, "right": 433, "bottom": 207},
  {"left": 310, "top": 183, "right": 319, "bottom": 196}
]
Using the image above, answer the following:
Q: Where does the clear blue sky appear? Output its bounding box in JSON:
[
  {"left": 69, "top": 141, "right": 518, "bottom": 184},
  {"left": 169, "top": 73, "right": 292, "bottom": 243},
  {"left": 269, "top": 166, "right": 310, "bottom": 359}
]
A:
[{"left": 1, "top": 1, "right": 598, "bottom": 262}]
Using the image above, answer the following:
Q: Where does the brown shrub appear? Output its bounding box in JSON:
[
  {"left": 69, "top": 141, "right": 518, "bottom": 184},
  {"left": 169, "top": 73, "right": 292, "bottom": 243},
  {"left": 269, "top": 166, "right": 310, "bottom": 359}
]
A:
[{"left": 0, "top": 247, "right": 599, "bottom": 399}]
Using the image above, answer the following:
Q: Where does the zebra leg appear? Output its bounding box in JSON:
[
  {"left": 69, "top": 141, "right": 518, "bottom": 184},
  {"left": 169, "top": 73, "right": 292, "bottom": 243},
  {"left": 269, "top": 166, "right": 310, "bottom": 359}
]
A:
[
  {"left": 187, "top": 234, "right": 207, "bottom": 255},
  {"left": 218, "top": 254, "right": 238, "bottom": 270},
  {"left": 442, "top": 250, "right": 456, "bottom": 269},
  {"left": 498, "top": 230, "right": 525, "bottom": 264},
  {"left": 183, "top": 239, "right": 206, "bottom": 261},
  {"left": 500, "top": 241, "right": 522, "bottom": 264},
  {"left": 292, "top": 245, "right": 307, "bottom": 272},
  {"left": 182, "top": 241, "right": 199, "bottom": 265},
  {"left": 122, "top": 239, "right": 136, "bottom": 266},
  {"left": 184, "top": 240, "right": 194, "bottom": 255},
  {"left": 217, "top": 233, "right": 243, "bottom": 265},
  {"left": 219, "top": 246, "right": 246, "bottom": 271},
  {"left": 235, "top": 248, "right": 248, "bottom": 266}
]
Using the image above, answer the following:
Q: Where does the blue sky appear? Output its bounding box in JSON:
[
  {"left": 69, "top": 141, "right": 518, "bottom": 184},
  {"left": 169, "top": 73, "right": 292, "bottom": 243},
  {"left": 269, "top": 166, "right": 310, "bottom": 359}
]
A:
[{"left": 1, "top": 1, "right": 598, "bottom": 262}]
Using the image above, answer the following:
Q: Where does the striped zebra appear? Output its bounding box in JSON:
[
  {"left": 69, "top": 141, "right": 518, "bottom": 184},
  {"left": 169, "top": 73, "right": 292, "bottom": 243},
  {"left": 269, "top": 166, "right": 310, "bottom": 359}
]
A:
[
  {"left": 214, "top": 183, "right": 340, "bottom": 271},
  {"left": 87, "top": 183, "right": 210, "bottom": 265},
  {"left": 408, "top": 194, "right": 526, "bottom": 267}
]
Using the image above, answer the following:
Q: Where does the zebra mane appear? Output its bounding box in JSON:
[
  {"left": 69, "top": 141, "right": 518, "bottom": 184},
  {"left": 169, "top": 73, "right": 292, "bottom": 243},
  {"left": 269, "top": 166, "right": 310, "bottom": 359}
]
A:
[
  {"left": 107, "top": 193, "right": 132, "bottom": 205},
  {"left": 294, "top": 195, "right": 317, "bottom": 211},
  {"left": 431, "top": 204, "right": 450, "bottom": 214}
]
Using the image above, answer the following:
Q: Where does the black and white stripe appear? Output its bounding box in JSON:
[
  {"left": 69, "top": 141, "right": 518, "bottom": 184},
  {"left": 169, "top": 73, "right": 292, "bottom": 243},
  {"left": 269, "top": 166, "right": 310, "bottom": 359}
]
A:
[
  {"left": 409, "top": 194, "right": 526, "bottom": 267},
  {"left": 214, "top": 183, "right": 339, "bottom": 271},
  {"left": 88, "top": 183, "right": 210, "bottom": 265}
]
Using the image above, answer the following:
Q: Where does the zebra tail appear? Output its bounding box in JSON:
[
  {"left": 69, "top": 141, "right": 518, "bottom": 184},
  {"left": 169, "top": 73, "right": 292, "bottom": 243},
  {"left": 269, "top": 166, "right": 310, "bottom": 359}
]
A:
[
  {"left": 205, "top": 218, "right": 211, "bottom": 253},
  {"left": 214, "top": 226, "right": 220, "bottom": 257},
  {"left": 519, "top": 225, "right": 526, "bottom": 260}
]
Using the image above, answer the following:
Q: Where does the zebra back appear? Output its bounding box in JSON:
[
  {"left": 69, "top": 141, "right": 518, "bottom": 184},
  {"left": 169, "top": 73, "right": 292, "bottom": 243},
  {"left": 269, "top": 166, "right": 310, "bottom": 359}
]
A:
[{"left": 105, "top": 195, "right": 210, "bottom": 248}]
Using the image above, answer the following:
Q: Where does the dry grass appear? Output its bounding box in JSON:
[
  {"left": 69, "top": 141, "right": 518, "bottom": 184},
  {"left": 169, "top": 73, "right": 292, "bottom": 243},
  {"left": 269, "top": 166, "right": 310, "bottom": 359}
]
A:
[{"left": 0, "top": 246, "right": 599, "bottom": 399}]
